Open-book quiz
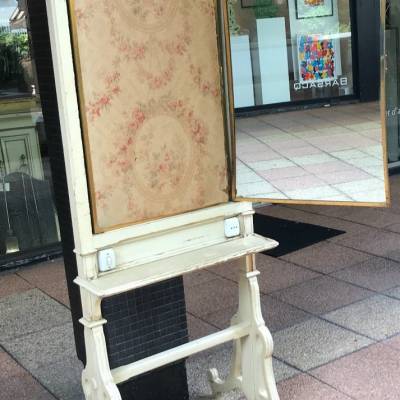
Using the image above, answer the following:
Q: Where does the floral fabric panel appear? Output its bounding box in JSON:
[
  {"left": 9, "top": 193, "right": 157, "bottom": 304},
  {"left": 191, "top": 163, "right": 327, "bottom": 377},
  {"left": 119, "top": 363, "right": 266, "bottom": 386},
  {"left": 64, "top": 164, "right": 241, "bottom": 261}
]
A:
[{"left": 71, "top": 0, "right": 229, "bottom": 232}]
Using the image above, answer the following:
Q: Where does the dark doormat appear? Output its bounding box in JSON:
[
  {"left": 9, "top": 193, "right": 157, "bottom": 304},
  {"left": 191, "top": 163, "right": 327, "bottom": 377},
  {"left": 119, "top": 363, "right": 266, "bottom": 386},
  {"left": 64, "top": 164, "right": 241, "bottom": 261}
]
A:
[{"left": 254, "top": 213, "right": 345, "bottom": 257}]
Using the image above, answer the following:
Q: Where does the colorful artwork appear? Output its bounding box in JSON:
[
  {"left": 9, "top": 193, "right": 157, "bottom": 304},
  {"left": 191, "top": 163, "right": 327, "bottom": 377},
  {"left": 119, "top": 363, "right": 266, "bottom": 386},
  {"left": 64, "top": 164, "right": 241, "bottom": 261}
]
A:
[
  {"left": 295, "top": 0, "right": 333, "bottom": 19},
  {"left": 304, "top": 0, "right": 324, "bottom": 6},
  {"left": 69, "top": 0, "right": 229, "bottom": 232},
  {"left": 298, "top": 34, "right": 336, "bottom": 82}
]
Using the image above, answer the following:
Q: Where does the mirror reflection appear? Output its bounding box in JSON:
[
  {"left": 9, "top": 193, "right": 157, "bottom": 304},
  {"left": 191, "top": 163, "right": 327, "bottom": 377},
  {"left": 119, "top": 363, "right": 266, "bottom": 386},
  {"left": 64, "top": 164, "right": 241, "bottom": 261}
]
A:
[{"left": 229, "top": 0, "right": 388, "bottom": 204}]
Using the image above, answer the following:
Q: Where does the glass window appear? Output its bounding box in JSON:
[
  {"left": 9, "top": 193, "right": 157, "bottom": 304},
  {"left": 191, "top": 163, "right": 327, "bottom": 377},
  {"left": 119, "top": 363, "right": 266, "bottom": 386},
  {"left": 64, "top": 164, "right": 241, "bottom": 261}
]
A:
[
  {"left": 228, "top": 0, "right": 355, "bottom": 108},
  {"left": 0, "top": 0, "right": 60, "bottom": 265}
]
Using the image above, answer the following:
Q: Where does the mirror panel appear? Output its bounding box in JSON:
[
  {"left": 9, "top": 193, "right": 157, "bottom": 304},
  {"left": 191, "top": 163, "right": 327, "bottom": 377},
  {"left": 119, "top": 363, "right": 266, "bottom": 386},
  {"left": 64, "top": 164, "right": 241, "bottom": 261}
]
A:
[{"left": 229, "top": 0, "right": 389, "bottom": 205}]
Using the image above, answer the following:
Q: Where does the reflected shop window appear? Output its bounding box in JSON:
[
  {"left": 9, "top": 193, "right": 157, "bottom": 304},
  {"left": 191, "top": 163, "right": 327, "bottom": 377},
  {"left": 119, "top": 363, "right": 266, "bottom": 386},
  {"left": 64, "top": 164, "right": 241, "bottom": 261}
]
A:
[
  {"left": 228, "top": 0, "right": 389, "bottom": 204},
  {"left": 0, "top": 0, "right": 60, "bottom": 265},
  {"left": 229, "top": 0, "right": 355, "bottom": 108}
]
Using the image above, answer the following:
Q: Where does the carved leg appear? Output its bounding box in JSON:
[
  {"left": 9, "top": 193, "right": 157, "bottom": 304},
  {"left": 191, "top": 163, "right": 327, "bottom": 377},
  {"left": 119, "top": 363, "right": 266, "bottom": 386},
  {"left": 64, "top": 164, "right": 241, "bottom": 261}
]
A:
[
  {"left": 81, "top": 320, "right": 121, "bottom": 400},
  {"left": 209, "top": 256, "right": 279, "bottom": 400},
  {"left": 209, "top": 315, "right": 243, "bottom": 394}
]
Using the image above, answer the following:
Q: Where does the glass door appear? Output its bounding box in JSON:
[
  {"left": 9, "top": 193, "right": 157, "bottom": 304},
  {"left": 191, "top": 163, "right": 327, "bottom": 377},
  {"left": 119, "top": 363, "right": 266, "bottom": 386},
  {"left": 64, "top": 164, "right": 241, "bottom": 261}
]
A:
[{"left": 0, "top": 0, "right": 60, "bottom": 268}]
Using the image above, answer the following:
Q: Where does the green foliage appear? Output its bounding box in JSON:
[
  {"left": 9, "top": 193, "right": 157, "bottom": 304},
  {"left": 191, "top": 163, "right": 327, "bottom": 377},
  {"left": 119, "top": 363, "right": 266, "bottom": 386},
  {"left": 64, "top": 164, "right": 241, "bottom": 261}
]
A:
[
  {"left": 0, "top": 28, "right": 29, "bottom": 86},
  {"left": 254, "top": 0, "right": 279, "bottom": 19}
]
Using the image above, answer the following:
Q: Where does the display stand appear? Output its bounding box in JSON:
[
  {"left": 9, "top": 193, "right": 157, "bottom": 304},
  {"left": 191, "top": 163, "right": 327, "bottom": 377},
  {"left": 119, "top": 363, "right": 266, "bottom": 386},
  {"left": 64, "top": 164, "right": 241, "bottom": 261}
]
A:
[
  {"left": 77, "top": 203, "right": 279, "bottom": 400},
  {"left": 45, "top": 0, "right": 281, "bottom": 399}
]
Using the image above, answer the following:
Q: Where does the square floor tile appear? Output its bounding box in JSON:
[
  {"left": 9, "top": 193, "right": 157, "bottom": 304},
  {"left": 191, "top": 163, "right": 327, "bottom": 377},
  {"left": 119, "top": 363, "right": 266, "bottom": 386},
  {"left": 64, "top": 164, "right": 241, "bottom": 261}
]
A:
[
  {"left": 187, "top": 343, "right": 299, "bottom": 399},
  {"left": 271, "top": 276, "right": 373, "bottom": 315},
  {"left": 384, "top": 286, "right": 400, "bottom": 299},
  {"left": 201, "top": 295, "right": 312, "bottom": 333},
  {"left": 332, "top": 257, "right": 400, "bottom": 291},
  {"left": 185, "top": 277, "right": 238, "bottom": 318},
  {"left": 281, "top": 242, "right": 370, "bottom": 274},
  {"left": 33, "top": 356, "right": 84, "bottom": 400},
  {"left": 183, "top": 269, "right": 218, "bottom": 289},
  {"left": 273, "top": 318, "right": 373, "bottom": 371},
  {"left": 277, "top": 374, "right": 353, "bottom": 400},
  {"left": 17, "top": 258, "right": 70, "bottom": 307},
  {"left": 333, "top": 229, "right": 400, "bottom": 257},
  {"left": 256, "top": 255, "right": 320, "bottom": 294},
  {"left": 2, "top": 323, "right": 77, "bottom": 371},
  {"left": 0, "top": 374, "right": 55, "bottom": 400},
  {"left": 261, "top": 295, "right": 312, "bottom": 332},
  {"left": 383, "top": 334, "right": 400, "bottom": 352},
  {"left": 0, "top": 273, "right": 32, "bottom": 299},
  {"left": 0, "top": 289, "right": 72, "bottom": 341},
  {"left": 0, "top": 351, "right": 55, "bottom": 400},
  {"left": 323, "top": 295, "right": 400, "bottom": 340},
  {"left": 2, "top": 323, "right": 83, "bottom": 400},
  {"left": 311, "top": 343, "right": 400, "bottom": 400},
  {"left": 187, "top": 314, "right": 218, "bottom": 340}
]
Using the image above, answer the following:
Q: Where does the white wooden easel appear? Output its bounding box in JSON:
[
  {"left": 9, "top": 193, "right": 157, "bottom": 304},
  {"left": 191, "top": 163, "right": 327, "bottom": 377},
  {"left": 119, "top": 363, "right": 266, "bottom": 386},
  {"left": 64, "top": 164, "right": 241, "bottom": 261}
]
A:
[{"left": 46, "top": 1, "right": 280, "bottom": 399}]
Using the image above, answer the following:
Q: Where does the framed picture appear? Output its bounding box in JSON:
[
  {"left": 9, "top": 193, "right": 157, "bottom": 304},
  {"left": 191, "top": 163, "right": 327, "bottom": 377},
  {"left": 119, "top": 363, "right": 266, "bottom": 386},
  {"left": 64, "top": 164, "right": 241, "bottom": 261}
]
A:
[
  {"left": 295, "top": 0, "right": 334, "bottom": 19},
  {"left": 67, "top": 1, "right": 230, "bottom": 232},
  {"left": 297, "top": 34, "right": 337, "bottom": 83}
]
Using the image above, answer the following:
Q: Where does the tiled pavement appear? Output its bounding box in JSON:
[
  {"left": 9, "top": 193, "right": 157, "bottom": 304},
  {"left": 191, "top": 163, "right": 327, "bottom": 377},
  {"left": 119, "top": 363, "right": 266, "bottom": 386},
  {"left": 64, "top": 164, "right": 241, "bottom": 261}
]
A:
[
  {"left": 236, "top": 102, "right": 386, "bottom": 202},
  {"left": 1, "top": 175, "right": 400, "bottom": 399}
]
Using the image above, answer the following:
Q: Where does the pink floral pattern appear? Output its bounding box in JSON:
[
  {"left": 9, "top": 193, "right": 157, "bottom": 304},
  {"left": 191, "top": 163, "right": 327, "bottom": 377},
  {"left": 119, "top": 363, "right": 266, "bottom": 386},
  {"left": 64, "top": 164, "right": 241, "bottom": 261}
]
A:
[
  {"left": 86, "top": 72, "right": 121, "bottom": 121},
  {"left": 71, "top": 0, "right": 229, "bottom": 230}
]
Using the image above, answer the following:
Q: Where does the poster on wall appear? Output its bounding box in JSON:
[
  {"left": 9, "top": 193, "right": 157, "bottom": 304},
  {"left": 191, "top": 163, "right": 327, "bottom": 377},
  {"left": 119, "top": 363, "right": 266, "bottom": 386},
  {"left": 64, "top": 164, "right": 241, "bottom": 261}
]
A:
[
  {"left": 295, "top": 0, "right": 334, "bottom": 19},
  {"left": 68, "top": 1, "right": 230, "bottom": 232},
  {"left": 297, "top": 34, "right": 336, "bottom": 83}
]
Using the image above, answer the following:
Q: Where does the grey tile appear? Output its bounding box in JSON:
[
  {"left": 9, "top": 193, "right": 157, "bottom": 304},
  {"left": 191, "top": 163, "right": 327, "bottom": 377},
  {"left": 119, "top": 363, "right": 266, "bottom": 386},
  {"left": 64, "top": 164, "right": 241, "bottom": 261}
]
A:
[
  {"left": 199, "top": 295, "right": 312, "bottom": 333},
  {"left": 271, "top": 276, "right": 373, "bottom": 314},
  {"left": 261, "top": 295, "right": 313, "bottom": 332},
  {"left": 256, "top": 255, "right": 320, "bottom": 294},
  {"left": 273, "top": 318, "right": 373, "bottom": 371},
  {"left": 2, "top": 323, "right": 77, "bottom": 371},
  {"left": 332, "top": 257, "right": 400, "bottom": 291},
  {"left": 185, "top": 277, "right": 238, "bottom": 318},
  {"left": 384, "top": 286, "right": 400, "bottom": 300},
  {"left": 0, "top": 289, "right": 72, "bottom": 341},
  {"left": 34, "top": 356, "right": 84, "bottom": 400},
  {"left": 183, "top": 269, "right": 218, "bottom": 289},
  {"left": 333, "top": 229, "right": 400, "bottom": 257},
  {"left": 281, "top": 242, "right": 370, "bottom": 274},
  {"left": 2, "top": 323, "right": 83, "bottom": 400},
  {"left": 323, "top": 295, "right": 400, "bottom": 340},
  {"left": 211, "top": 255, "right": 319, "bottom": 295},
  {"left": 187, "top": 343, "right": 298, "bottom": 400},
  {"left": 187, "top": 314, "right": 218, "bottom": 341}
]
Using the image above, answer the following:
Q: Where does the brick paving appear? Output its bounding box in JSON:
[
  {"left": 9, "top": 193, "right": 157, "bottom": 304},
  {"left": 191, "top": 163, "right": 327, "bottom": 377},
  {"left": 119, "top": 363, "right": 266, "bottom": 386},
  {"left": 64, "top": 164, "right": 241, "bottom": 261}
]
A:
[{"left": 1, "top": 175, "right": 400, "bottom": 399}]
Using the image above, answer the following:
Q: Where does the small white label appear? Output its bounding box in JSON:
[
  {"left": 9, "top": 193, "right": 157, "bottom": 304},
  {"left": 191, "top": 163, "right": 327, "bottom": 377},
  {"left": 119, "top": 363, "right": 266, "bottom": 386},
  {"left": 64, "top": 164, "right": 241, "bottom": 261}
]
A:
[
  {"left": 98, "top": 248, "right": 116, "bottom": 272},
  {"left": 224, "top": 217, "right": 241, "bottom": 238}
]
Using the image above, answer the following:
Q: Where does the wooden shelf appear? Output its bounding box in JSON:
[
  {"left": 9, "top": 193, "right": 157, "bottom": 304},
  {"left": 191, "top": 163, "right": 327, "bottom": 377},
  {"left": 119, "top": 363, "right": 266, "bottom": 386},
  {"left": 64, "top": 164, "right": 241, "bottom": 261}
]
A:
[{"left": 75, "top": 234, "right": 278, "bottom": 298}]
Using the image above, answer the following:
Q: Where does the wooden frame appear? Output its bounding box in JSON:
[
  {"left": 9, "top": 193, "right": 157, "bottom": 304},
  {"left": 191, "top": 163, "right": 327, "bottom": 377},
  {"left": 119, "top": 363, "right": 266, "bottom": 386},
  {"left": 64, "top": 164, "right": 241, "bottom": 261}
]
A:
[
  {"left": 231, "top": 0, "right": 391, "bottom": 208},
  {"left": 67, "top": 0, "right": 232, "bottom": 233}
]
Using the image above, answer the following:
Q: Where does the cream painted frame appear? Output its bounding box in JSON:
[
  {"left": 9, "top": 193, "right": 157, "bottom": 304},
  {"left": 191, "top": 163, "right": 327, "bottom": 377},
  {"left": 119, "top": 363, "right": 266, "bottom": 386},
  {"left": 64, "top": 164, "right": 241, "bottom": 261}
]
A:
[
  {"left": 45, "top": 1, "right": 281, "bottom": 399},
  {"left": 66, "top": 0, "right": 233, "bottom": 234}
]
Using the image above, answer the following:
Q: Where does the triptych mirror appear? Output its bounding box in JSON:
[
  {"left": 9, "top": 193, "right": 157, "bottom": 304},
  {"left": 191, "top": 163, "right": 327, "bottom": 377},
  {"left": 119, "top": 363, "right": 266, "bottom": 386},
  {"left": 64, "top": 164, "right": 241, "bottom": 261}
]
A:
[{"left": 68, "top": 0, "right": 390, "bottom": 233}]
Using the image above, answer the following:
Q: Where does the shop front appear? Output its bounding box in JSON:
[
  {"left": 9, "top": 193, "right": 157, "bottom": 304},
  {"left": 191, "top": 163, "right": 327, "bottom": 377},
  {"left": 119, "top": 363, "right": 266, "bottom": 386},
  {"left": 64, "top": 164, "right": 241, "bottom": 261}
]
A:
[
  {"left": 229, "top": 0, "right": 400, "bottom": 168},
  {"left": 0, "top": 0, "right": 60, "bottom": 269},
  {"left": 229, "top": 0, "right": 358, "bottom": 109}
]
